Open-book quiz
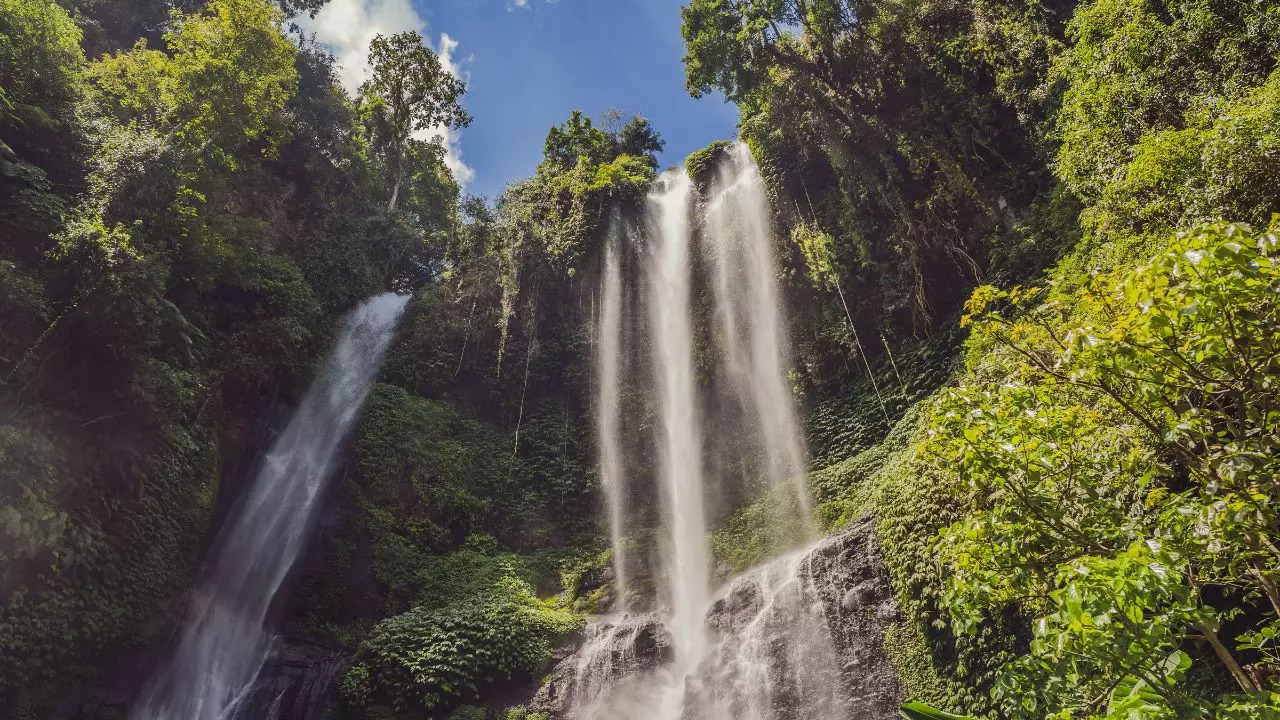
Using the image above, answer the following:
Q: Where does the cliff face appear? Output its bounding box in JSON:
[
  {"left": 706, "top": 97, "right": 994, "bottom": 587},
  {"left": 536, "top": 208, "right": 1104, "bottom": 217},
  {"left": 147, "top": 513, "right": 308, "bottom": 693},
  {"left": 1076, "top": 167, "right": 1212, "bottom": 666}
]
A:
[
  {"left": 532, "top": 515, "right": 903, "bottom": 720},
  {"left": 780, "top": 515, "right": 903, "bottom": 718},
  {"left": 231, "top": 638, "right": 349, "bottom": 720}
]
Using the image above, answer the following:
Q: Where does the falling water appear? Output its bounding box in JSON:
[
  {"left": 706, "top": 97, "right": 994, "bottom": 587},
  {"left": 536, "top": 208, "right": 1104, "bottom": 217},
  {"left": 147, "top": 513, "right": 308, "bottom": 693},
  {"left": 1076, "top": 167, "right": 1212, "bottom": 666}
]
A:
[
  {"left": 133, "top": 293, "right": 409, "bottom": 720},
  {"left": 704, "top": 143, "right": 813, "bottom": 526},
  {"left": 689, "top": 550, "right": 845, "bottom": 720},
  {"left": 556, "top": 613, "right": 675, "bottom": 718},
  {"left": 579, "top": 146, "right": 836, "bottom": 718},
  {"left": 645, "top": 170, "right": 711, "bottom": 671},
  {"left": 597, "top": 220, "right": 630, "bottom": 611}
]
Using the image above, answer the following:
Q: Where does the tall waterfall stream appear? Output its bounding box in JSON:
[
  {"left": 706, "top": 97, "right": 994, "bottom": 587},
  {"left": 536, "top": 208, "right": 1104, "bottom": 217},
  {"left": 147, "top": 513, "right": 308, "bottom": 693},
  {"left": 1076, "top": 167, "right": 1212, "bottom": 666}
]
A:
[
  {"left": 132, "top": 293, "right": 408, "bottom": 720},
  {"left": 567, "top": 144, "right": 900, "bottom": 719}
]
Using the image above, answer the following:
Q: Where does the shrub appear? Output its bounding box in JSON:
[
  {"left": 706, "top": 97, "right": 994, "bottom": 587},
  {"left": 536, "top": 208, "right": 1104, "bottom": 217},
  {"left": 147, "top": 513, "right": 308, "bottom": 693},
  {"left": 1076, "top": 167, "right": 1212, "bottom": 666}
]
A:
[
  {"left": 341, "top": 574, "right": 582, "bottom": 713},
  {"left": 934, "top": 222, "right": 1280, "bottom": 717}
]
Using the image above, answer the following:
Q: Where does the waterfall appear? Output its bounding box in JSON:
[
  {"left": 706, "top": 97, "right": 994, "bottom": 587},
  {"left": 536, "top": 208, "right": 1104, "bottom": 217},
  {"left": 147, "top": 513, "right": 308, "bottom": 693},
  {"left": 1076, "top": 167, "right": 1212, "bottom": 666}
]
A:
[
  {"left": 578, "top": 145, "right": 835, "bottom": 718},
  {"left": 597, "top": 219, "right": 630, "bottom": 611},
  {"left": 133, "top": 293, "right": 409, "bottom": 720},
  {"left": 645, "top": 170, "right": 711, "bottom": 671},
  {"left": 704, "top": 143, "right": 813, "bottom": 526}
]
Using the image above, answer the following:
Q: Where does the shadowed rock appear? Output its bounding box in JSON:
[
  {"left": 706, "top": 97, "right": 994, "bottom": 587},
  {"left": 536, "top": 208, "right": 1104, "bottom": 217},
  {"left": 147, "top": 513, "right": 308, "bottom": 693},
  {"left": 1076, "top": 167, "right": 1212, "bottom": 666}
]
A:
[{"left": 229, "top": 638, "right": 348, "bottom": 720}]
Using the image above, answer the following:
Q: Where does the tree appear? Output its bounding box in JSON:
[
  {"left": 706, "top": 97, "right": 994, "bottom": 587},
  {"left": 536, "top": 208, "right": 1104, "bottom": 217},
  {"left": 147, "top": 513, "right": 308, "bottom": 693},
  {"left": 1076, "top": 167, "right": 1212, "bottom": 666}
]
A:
[
  {"left": 680, "top": 0, "right": 1047, "bottom": 337},
  {"left": 681, "top": 0, "right": 880, "bottom": 138},
  {"left": 616, "top": 115, "right": 664, "bottom": 168},
  {"left": 542, "top": 109, "right": 613, "bottom": 168},
  {"left": 543, "top": 109, "right": 664, "bottom": 170},
  {"left": 89, "top": 0, "right": 299, "bottom": 174},
  {"left": 0, "top": 0, "right": 87, "bottom": 264},
  {"left": 360, "top": 31, "right": 471, "bottom": 211}
]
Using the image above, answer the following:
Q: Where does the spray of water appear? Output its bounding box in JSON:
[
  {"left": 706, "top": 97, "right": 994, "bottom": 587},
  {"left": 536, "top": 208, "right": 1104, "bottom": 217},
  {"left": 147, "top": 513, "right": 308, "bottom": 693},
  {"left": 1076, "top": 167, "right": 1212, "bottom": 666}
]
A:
[
  {"left": 598, "top": 219, "right": 631, "bottom": 611},
  {"left": 704, "top": 142, "right": 814, "bottom": 528},
  {"left": 688, "top": 550, "right": 845, "bottom": 720},
  {"left": 133, "top": 293, "right": 408, "bottom": 720},
  {"left": 645, "top": 170, "right": 711, "bottom": 671}
]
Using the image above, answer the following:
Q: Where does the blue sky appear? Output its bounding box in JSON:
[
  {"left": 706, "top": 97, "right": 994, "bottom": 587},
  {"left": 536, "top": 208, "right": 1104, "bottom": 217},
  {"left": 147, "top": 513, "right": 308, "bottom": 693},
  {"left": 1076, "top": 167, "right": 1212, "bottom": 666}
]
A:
[{"left": 297, "top": 0, "right": 740, "bottom": 199}]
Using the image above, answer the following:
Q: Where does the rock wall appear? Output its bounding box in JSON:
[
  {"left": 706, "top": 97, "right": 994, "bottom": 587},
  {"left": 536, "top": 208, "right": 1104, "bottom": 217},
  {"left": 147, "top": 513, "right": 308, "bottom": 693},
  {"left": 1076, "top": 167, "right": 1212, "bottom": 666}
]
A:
[
  {"left": 229, "top": 638, "right": 348, "bottom": 720},
  {"left": 533, "top": 516, "right": 903, "bottom": 719}
]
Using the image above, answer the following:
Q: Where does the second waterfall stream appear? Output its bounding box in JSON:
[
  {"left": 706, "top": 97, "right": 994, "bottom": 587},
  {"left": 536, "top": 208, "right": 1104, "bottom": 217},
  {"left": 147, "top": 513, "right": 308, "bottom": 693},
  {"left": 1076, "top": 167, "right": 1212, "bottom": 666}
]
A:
[
  {"left": 580, "top": 143, "right": 845, "bottom": 719},
  {"left": 132, "top": 293, "right": 409, "bottom": 720}
]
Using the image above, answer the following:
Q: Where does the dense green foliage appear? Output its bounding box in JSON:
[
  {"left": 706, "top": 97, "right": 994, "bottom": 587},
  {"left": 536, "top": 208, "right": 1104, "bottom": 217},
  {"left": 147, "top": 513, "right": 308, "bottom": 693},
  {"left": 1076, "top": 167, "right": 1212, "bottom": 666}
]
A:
[
  {"left": 339, "top": 557, "right": 581, "bottom": 714},
  {"left": 930, "top": 223, "right": 1280, "bottom": 718},
  {"left": 683, "top": 0, "right": 1059, "bottom": 387}
]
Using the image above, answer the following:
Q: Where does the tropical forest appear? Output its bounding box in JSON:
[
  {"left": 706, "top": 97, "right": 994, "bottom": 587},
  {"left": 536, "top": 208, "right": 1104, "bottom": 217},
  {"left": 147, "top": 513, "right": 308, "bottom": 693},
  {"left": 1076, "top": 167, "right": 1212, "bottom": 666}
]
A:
[{"left": 1, "top": 0, "right": 1279, "bottom": 718}]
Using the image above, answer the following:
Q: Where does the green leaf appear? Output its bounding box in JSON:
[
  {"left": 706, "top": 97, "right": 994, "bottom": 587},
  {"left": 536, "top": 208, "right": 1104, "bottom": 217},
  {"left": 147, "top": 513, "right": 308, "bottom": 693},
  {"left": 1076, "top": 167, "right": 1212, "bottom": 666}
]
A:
[{"left": 899, "top": 700, "right": 976, "bottom": 720}]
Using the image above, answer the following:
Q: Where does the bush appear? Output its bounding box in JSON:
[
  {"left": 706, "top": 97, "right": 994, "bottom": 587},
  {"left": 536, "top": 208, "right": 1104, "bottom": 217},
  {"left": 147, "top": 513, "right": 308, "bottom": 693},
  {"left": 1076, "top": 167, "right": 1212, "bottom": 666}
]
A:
[
  {"left": 931, "top": 222, "right": 1280, "bottom": 717},
  {"left": 341, "top": 573, "right": 582, "bottom": 713}
]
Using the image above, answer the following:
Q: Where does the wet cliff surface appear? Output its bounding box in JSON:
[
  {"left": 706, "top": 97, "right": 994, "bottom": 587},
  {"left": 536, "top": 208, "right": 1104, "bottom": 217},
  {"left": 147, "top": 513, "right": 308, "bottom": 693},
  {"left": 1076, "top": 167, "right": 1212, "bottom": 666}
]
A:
[
  {"left": 532, "top": 516, "right": 902, "bottom": 720},
  {"left": 230, "top": 638, "right": 349, "bottom": 720}
]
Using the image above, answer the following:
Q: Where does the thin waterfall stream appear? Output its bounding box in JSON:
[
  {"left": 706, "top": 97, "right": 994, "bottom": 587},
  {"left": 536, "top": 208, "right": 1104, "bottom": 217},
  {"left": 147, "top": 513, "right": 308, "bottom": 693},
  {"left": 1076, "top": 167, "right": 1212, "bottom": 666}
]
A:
[
  {"left": 704, "top": 143, "right": 814, "bottom": 527},
  {"left": 133, "top": 293, "right": 409, "bottom": 720},
  {"left": 646, "top": 169, "right": 712, "bottom": 679},
  {"left": 598, "top": 219, "right": 630, "bottom": 612}
]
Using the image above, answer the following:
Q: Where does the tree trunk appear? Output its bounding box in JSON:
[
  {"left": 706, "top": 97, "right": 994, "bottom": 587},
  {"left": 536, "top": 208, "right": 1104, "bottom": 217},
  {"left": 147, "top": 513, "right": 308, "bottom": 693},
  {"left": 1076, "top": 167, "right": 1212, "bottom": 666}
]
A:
[
  {"left": 1196, "top": 621, "right": 1258, "bottom": 693},
  {"left": 387, "top": 175, "right": 401, "bottom": 212}
]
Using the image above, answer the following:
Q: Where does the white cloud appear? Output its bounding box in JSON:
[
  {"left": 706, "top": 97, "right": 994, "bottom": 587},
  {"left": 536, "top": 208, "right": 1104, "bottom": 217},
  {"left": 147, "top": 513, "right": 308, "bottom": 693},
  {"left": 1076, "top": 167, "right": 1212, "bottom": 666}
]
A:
[
  {"left": 295, "top": 0, "right": 475, "bottom": 187},
  {"left": 507, "top": 0, "right": 559, "bottom": 13},
  {"left": 425, "top": 34, "right": 475, "bottom": 186}
]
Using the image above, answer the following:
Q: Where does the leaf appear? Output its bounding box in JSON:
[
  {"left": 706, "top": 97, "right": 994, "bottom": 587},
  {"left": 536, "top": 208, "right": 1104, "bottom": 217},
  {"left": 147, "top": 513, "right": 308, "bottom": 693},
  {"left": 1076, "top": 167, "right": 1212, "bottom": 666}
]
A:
[{"left": 899, "top": 700, "right": 976, "bottom": 720}]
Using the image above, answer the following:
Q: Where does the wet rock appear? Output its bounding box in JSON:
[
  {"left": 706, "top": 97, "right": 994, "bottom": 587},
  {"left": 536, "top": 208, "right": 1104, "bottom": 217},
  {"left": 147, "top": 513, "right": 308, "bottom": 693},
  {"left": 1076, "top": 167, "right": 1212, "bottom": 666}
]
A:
[
  {"left": 529, "top": 613, "right": 673, "bottom": 718},
  {"left": 799, "top": 516, "right": 903, "bottom": 719},
  {"left": 685, "top": 516, "right": 901, "bottom": 720},
  {"left": 532, "top": 516, "right": 903, "bottom": 719},
  {"left": 228, "top": 637, "right": 348, "bottom": 720},
  {"left": 706, "top": 574, "right": 765, "bottom": 633}
]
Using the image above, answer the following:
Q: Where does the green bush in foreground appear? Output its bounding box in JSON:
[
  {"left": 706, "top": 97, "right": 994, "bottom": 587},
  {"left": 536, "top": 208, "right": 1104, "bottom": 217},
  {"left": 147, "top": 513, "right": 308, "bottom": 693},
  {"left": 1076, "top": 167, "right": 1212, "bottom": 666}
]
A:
[
  {"left": 932, "top": 222, "right": 1280, "bottom": 718},
  {"left": 340, "top": 572, "right": 581, "bottom": 714}
]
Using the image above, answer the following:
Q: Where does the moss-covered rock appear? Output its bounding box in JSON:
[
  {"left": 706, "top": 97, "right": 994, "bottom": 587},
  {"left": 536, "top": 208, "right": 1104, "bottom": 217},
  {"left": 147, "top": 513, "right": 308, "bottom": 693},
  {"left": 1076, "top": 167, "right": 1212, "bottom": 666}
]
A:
[{"left": 684, "top": 139, "right": 732, "bottom": 190}]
